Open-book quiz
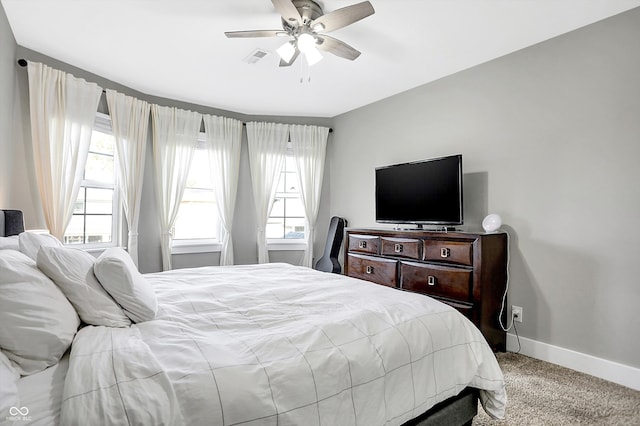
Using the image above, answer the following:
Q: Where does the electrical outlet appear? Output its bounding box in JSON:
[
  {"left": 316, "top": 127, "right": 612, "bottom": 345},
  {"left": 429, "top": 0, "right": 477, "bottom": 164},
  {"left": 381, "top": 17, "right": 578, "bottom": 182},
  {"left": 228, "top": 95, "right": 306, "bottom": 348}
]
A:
[{"left": 512, "top": 305, "right": 523, "bottom": 323}]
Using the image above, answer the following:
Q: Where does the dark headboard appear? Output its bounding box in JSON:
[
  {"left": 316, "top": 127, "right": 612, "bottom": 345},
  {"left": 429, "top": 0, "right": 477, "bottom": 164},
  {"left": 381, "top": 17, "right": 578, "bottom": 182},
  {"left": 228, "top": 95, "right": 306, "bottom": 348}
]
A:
[{"left": 1, "top": 209, "right": 25, "bottom": 236}]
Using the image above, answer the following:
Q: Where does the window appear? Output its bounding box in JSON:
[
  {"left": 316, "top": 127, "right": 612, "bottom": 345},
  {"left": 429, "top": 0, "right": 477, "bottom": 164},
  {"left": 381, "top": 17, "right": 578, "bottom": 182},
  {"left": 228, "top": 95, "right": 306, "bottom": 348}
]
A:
[
  {"left": 172, "top": 136, "right": 221, "bottom": 244},
  {"left": 267, "top": 146, "right": 305, "bottom": 240},
  {"left": 64, "top": 113, "right": 119, "bottom": 247}
]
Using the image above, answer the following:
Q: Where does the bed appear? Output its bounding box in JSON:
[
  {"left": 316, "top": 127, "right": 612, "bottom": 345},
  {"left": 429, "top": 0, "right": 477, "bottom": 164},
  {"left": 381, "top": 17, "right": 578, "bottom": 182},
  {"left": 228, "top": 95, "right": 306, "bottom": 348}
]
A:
[{"left": 1, "top": 210, "right": 506, "bottom": 425}]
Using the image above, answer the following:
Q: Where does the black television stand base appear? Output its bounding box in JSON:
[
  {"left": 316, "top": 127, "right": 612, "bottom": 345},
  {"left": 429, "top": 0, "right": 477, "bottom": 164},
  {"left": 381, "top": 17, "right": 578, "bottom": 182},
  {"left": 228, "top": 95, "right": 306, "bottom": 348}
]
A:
[
  {"left": 394, "top": 224, "right": 457, "bottom": 232},
  {"left": 438, "top": 226, "right": 457, "bottom": 232}
]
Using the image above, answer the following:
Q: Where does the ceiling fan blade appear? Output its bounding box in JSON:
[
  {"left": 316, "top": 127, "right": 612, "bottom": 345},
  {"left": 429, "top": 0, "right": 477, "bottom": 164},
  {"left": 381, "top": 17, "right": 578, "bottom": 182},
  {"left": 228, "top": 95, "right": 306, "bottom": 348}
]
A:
[
  {"left": 272, "top": 0, "right": 302, "bottom": 25},
  {"left": 316, "top": 35, "right": 361, "bottom": 61},
  {"left": 311, "top": 1, "right": 374, "bottom": 33},
  {"left": 279, "top": 49, "right": 300, "bottom": 67},
  {"left": 224, "top": 30, "right": 286, "bottom": 38}
]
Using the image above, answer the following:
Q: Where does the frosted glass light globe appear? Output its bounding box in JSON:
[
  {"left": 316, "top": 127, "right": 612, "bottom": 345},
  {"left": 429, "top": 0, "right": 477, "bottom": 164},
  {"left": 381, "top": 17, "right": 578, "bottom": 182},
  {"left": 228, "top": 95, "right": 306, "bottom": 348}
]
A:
[
  {"left": 297, "top": 33, "right": 316, "bottom": 53},
  {"left": 482, "top": 214, "right": 502, "bottom": 233},
  {"left": 276, "top": 41, "right": 296, "bottom": 63}
]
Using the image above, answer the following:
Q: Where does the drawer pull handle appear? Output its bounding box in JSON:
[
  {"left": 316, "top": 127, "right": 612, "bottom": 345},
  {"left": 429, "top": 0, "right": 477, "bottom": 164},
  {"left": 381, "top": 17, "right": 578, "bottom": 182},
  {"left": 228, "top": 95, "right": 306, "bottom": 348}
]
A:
[
  {"left": 366, "top": 265, "right": 374, "bottom": 274},
  {"left": 394, "top": 243, "right": 403, "bottom": 253},
  {"left": 440, "top": 247, "right": 450, "bottom": 258},
  {"left": 359, "top": 241, "right": 367, "bottom": 249},
  {"left": 428, "top": 275, "right": 436, "bottom": 286}
]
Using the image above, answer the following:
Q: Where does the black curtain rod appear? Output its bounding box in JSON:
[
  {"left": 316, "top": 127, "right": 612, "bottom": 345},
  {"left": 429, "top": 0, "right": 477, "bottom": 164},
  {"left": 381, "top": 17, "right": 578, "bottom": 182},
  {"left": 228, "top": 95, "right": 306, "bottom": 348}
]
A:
[
  {"left": 242, "top": 122, "right": 333, "bottom": 133},
  {"left": 17, "top": 58, "right": 332, "bottom": 133},
  {"left": 18, "top": 59, "right": 109, "bottom": 92}
]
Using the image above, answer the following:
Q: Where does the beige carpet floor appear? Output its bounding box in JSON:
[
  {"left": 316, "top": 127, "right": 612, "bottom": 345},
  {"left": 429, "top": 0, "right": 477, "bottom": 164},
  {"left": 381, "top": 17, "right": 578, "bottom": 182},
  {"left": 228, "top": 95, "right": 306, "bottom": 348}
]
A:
[{"left": 473, "top": 352, "right": 640, "bottom": 425}]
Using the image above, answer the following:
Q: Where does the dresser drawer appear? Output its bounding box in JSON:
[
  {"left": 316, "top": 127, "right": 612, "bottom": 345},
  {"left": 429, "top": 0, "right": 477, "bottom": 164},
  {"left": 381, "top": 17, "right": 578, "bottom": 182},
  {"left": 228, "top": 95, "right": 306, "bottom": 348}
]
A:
[
  {"left": 423, "top": 240, "right": 473, "bottom": 266},
  {"left": 347, "top": 253, "right": 398, "bottom": 287},
  {"left": 401, "top": 261, "right": 472, "bottom": 302},
  {"left": 380, "top": 237, "right": 422, "bottom": 260},
  {"left": 348, "top": 234, "right": 380, "bottom": 254}
]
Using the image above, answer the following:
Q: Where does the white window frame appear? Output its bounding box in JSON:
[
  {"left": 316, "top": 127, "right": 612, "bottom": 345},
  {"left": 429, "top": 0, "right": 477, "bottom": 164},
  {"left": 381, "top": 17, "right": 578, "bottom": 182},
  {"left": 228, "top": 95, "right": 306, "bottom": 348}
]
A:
[
  {"left": 171, "top": 238, "right": 222, "bottom": 254},
  {"left": 171, "top": 133, "right": 222, "bottom": 254},
  {"left": 267, "top": 142, "right": 307, "bottom": 251},
  {"left": 64, "top": 112, "right": 121, "bottom": 251}
]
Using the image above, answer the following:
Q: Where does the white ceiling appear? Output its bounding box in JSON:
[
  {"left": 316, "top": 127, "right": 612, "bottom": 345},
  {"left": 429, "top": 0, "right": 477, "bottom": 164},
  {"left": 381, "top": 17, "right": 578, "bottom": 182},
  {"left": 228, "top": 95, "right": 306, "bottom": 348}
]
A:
[{"left": 3, "top": 0, "right": 640, "bottom": 118}]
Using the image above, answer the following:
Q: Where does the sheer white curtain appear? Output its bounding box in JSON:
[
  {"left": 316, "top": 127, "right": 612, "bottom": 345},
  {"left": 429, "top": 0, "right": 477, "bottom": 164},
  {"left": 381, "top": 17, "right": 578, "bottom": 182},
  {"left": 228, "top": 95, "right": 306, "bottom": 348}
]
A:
[
  {"left": 203, "top": 114, "right": 242, "bottom": 266},
  {"left": 105, "top": 90, "right": 150, "bottom": 268},
  {"left": 246, "top": 122, "right": 289, "bottom": 263},
  {"left": 290, "top": 125, "right": 330, "bottom": 267},
  {"left": 151, "top": 105, "right": 202, "bottom": 271},
  {"left": 26, "top": 61, "right": 102, "bottom": 240}
]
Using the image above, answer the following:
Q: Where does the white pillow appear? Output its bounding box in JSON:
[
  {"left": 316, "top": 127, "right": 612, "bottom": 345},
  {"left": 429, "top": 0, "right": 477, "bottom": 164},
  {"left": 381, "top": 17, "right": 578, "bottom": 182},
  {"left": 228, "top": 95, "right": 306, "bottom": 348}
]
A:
[
  {"left": 0, "top": 235, "right": 19, "bottom": 251},
  {"left": 0, "top": 250, "right": 80, "bottom": 375},
  {"left": 18, "top": 231, "right": 63, "bottom": 261},
  {"left": 94, "top": 248, "right": 158, "bottom": 323},
  {"left": 37, "top": 246, "right": 132, "bottom": 328}
]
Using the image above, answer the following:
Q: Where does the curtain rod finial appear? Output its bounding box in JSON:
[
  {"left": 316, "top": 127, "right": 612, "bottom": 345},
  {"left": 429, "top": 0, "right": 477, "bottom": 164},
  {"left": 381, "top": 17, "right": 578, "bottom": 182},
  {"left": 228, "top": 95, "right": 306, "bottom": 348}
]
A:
[{"left": 17, "top": 59, "right": 27, "bottom": 67}]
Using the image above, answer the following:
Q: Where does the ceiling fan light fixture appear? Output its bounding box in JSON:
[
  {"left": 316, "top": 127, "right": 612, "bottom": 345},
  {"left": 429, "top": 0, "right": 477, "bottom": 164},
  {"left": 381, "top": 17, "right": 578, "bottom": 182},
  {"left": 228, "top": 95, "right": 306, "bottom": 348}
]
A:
[
  {"left": 296, "top": 33, "right": 317, "bottom": 53},
  {"left": 303, "top": 45, "right": 323, "bottom": 66},
  {"left": 224, "top": 0, "right": 375, "bottom": 68},
  {"left": 276, "top": 41, "right": 296, "bottom": 63}
]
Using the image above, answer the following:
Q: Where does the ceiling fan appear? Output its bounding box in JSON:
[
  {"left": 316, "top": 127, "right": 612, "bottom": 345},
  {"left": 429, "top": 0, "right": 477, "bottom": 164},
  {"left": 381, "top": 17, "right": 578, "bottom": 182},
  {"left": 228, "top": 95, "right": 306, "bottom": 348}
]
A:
[{"left": 225, "top": 0, "right": 375, "bottom": 67}]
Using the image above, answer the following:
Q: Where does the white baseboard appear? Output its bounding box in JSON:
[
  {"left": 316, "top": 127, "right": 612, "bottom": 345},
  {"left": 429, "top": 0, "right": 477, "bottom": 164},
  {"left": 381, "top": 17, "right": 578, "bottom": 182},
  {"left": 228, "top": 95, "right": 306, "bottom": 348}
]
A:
[{"left": 507, "top": 333, "right": 640, "bottom": 391}]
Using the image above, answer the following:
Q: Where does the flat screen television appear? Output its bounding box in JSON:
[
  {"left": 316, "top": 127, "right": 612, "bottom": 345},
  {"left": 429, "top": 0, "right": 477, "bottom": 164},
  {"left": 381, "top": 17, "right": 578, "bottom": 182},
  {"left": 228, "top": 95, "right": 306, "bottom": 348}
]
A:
[{"left": 375, "top": 154, "right": 463, "bottom": 228}]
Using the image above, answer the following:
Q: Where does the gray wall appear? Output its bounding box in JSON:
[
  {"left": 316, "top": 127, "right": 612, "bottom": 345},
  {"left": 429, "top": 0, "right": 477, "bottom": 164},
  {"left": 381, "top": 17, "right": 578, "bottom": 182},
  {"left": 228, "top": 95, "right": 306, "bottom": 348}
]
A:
[
  {"left": 330, "top": 8, "right": 640, "bottom": 368},
  {"left": 0, "top": 4, "right": 16, "bottom": 207}
]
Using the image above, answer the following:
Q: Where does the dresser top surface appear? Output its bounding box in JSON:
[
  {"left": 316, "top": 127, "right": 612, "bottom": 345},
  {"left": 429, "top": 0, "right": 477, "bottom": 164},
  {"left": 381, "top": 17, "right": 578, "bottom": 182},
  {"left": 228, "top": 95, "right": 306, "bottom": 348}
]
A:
[{"left": 345, "top": 227, "right": 506, "bottom": 239}]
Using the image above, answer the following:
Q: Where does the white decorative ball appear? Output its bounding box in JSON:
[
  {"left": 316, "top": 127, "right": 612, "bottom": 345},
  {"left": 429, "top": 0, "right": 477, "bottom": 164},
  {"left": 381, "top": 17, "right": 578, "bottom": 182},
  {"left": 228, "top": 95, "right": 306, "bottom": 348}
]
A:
[{"left": 482, "top": 214, "right": 502, "bottom": 233}]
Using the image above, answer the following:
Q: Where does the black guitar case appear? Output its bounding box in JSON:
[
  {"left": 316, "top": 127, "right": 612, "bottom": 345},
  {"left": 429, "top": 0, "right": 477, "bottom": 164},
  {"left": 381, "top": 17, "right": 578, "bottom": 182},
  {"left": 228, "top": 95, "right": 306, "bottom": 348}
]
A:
[
  {"left": 314, "top": 216, "right": 347, "bottom": 274},
  {"left": 1, "top": 209, "right": 25, "bottom": 236}
]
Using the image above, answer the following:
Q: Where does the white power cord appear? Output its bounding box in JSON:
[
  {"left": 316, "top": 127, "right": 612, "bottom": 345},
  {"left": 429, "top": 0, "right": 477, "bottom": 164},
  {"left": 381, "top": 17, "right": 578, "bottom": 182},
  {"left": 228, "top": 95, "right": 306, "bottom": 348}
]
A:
[
  {"left": 498, "top": 230, "right": 513, "bottom": 332},
  {"left": 497, "top": 229, "right": 521, "bottom": 353}
]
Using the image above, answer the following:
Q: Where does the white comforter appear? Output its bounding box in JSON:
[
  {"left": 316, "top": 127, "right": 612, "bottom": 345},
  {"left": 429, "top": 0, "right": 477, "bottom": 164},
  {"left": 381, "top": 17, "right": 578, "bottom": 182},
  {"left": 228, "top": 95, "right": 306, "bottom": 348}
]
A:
[{"left": 60, "top": 263, "right": 506, "bottom": 425}]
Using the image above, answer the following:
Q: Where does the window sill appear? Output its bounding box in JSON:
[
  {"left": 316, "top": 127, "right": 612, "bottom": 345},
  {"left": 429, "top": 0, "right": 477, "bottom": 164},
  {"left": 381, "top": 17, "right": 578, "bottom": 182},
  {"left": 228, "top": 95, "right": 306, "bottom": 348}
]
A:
[
  {"left": 172, "top": 239, "right": 221, "bottom": 254},
  {"left": 267, "top": 239, "right": 307, "bottom": 251},
  {"left": 63, "top": 243, "right": 117, "bottom": 254}
]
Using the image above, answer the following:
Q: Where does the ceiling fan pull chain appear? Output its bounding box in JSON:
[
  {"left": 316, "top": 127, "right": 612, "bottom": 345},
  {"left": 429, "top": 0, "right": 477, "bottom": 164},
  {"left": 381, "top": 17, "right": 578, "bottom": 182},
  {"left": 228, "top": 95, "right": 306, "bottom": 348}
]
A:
[
  {"left": 300, "top": 53, "right": 311, "bottom": 83},
  {"left": 299, "top": 55, "right": 304, "bottom": 83},
  {"left": 300, "top": 55, "right": 312, "bottom": 84}
]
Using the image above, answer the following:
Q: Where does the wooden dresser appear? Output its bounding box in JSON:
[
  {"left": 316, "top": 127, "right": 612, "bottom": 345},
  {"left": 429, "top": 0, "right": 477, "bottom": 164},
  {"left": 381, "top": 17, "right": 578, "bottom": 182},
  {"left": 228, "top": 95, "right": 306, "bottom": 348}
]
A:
[{"left": 344, "top": 228, "right": 507, "bottom": 351}]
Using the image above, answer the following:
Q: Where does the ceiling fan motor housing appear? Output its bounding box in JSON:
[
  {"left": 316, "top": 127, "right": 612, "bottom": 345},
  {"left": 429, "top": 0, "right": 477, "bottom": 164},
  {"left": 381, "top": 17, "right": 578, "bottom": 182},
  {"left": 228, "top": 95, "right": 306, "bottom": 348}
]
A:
[
  {"left": 294, "top": 0, "right": 323, "bottom": 23},
  {"left": 281, "top": 0, "right": 324, "bottom": 38}
]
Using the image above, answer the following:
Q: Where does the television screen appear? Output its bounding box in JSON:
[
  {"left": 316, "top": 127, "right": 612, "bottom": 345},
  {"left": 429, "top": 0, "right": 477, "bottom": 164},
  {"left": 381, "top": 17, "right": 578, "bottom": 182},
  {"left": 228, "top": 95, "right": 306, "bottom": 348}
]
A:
[{"left": 375, "top": 154, "right": 463, "bottom": 227}]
